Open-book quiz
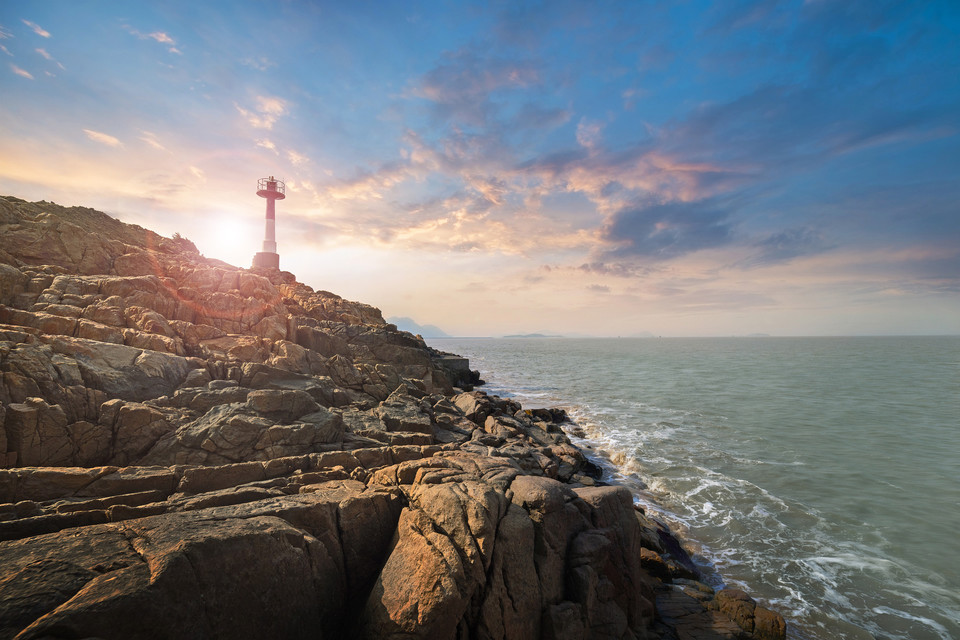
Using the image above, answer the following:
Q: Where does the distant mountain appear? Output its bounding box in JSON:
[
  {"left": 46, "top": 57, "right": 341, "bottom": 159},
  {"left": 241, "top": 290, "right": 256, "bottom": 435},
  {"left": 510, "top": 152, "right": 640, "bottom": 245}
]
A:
[
  {"left": 503, "top": 333, "right": 563, "bottom": 338},
  {"left": 388, "top": 316, "right": 450, "bottom": 337}
]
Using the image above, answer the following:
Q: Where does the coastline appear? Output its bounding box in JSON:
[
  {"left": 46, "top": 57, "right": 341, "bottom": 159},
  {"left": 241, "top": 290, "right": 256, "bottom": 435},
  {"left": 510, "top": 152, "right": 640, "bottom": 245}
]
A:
[
  {"left": 0, "top": 196, "right": 787, "bottom": 639},
  {"left": 428, "top": 335, "right": 960, "bottom": 640}
]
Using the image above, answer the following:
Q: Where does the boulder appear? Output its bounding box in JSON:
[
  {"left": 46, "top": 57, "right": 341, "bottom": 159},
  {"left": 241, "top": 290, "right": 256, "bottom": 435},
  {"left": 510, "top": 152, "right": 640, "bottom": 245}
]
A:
[
  {"left": 246, "top": 389, "right": 320, "bottom": 421},
  {"left": 375, "top": 389, "right": 434, "bottom": 435},
  {"left": 39, "top": 336, "right": 193, "bottom": 401},
  {"left": 360, "top": 480, "right": 511, "bottom": 639}
]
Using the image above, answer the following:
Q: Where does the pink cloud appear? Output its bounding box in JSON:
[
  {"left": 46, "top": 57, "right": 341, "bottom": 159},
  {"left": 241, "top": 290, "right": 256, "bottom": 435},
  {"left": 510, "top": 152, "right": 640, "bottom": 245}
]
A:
[
  {"left": 10, "top": 63, "right": 33, "bottom": 79},
  {"left": 82, "top": 128, "right": 123, "bottom": 147},
  {"left": 122, "top": 25, "right": 181, "bottom": 54},
  {"left": 22, "top": 20, "right": 50, "bottom": 38}
]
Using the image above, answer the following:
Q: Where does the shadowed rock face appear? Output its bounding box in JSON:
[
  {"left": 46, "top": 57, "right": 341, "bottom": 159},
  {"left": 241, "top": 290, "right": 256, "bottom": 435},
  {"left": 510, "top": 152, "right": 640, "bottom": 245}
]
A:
[{"left": 0, "top": 196, "right": 786, "bottom": 640}]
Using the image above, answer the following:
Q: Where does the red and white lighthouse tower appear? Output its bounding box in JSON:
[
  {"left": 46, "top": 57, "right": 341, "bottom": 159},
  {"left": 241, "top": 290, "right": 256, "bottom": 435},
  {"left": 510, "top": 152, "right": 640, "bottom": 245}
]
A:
[{"left": 252, "top": 176, "right": 285, "bottom": 270}]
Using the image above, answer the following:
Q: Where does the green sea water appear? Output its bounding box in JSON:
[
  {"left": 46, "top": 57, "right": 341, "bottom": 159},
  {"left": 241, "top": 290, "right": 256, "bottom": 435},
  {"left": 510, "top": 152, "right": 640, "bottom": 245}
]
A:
[{"left": 427, "top": 336, "right": 960, "bottom": 640}]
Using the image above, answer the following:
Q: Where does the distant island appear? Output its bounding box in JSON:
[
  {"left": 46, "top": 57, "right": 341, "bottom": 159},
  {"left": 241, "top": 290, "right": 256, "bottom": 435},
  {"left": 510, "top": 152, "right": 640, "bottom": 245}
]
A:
[
  {"left": 388, "top": 316, "right": 450, "bottom": 337},
  {"left": 503, "top": 333, "right": 563, "bottom": 338}
]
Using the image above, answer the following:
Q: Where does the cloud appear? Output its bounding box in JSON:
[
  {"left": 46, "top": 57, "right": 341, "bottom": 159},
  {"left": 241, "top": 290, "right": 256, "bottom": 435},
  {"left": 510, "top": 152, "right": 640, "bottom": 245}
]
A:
[
  {"left": 739, "top": 227, "right": 832, "bottom": 268},
  {"left": 35, "top": 48, "right": 65, "bottom": 70},
  {"left": 577, "top": 262, "right": 656, "bottom": 278},
  {"left": 147, "top": 32, "right": 174, "bottom": 45},
  {"left": 139, "top": 131, "right": 166, "bottom": 151},
  {"left": 82, "top": 129, "right": 123, "bottom": 147},
  {"left": 519, "top": 143, "right": 742, "bottom": 218},
  {"left": 256, "top": 139, "right": 278, "bottom": 153},
  {"left": 0, "top": 26, "right": 12, "bottom": 57},
  {"left": 10, "top": 63, "right": 33, "bottom": 79},
  {"left": 586, "top": 284, "right": 610, "bottom": 293},
  {"left": 511, "top": 104, "right": 572, "bottom": 130},
  {"left": 287, "top": 150, "right": 309, "bottom": 166},
  {"left": 326, "top": 162, "right": 412, "bottom": 201},
  {"left": 22, "top": 20, "right": 50, "bottom": 38},
  {"left": 465, "top": 175, "right": 508, "bottom": 206},
  {"left": 241, "top": 56, "right": 275, "bottom": 71},
  {"left": 123, "top": 25, "right": 181, "bottom": 54},
  {"left": 602, "top": 198, "right": 736, "bottom": 260},
  {"left": 704, "top": 0, "right": 786, "bottom": 35},
  {"left": 576, "top": 118, "right": 604, "bottom": 149},
  {"left": 414, "top": 48, "right": 542, "bottom": 126},
  {"left": 236, "top": 95, "right": 288, "bottom": 130}
]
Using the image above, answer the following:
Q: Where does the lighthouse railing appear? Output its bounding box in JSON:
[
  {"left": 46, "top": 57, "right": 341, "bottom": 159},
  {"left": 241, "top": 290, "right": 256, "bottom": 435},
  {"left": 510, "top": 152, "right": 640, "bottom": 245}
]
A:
[{"left": 257, "top": 177, "right": 285, "bottom": 195}]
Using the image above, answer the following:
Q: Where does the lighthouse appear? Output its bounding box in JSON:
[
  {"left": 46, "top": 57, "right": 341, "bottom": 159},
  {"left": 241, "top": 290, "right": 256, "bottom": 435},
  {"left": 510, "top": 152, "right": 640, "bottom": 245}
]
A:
[{"left": 252, "top": 176, "right": 285, "bottom": 270}]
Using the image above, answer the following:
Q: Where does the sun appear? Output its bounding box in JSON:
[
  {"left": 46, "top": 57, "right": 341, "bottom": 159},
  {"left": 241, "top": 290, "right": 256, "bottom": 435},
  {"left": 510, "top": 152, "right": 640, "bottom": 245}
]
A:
[{"left": 195, "top": 215, "right": 258, "bottom": 268}]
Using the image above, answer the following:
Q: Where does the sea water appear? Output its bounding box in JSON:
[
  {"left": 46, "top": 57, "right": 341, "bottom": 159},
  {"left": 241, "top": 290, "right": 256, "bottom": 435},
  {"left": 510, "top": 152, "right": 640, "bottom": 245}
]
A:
[{"left": 426, "top": 336, "right": 960, "bottom": 640}]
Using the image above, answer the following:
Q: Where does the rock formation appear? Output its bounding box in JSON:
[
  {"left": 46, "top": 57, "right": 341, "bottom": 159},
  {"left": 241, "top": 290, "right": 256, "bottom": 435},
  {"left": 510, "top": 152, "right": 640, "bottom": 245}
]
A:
[{"left": 0, "top": 195, "right": 786, "bottom": 640}]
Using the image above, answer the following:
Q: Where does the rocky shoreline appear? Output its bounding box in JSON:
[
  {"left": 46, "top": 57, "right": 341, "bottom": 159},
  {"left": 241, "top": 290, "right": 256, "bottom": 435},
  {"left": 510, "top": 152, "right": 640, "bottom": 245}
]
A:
[{"left": 0, "top": 195, "right": 786, "bottom": 640}]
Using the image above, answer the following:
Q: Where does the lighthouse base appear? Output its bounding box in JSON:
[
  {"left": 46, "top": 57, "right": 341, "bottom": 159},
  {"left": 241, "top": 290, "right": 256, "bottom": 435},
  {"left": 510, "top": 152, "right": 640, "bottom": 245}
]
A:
[{"left": 252, "top": 251, "right": 280, "bottom": 270}]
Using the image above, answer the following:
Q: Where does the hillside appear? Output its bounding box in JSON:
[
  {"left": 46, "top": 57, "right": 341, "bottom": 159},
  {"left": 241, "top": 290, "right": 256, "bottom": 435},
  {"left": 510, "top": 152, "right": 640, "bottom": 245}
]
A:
[{"left": 0, "top": 196, "right": 785, "bottom": 640}]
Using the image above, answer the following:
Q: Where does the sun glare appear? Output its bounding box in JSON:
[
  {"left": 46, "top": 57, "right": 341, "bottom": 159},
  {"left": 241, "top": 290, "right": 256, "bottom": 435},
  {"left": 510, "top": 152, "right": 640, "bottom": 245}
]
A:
[{"left": 196, "top": 216, "right": 257, "bottom": 268}]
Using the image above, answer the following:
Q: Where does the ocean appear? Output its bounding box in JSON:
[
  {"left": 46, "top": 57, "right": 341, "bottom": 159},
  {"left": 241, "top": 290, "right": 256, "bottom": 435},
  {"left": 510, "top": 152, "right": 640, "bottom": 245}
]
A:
[{"left": 426, "top": 336, "right": 960, "bottom": 640}]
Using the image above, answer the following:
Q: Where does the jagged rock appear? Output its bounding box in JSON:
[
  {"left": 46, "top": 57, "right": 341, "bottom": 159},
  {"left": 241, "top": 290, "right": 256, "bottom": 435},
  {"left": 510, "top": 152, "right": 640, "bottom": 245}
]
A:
[
  {"left": 246, "top": 388, "right": 319, "bottom": 420},
  {"left": 100, "top": 401, "right": 174, "bottom": 466},
  {"left": 0, "top": 266, "right": 29, "bottom": 306},
  {"left": 453, "top": 390, "right": 495, "bottom": 424},
  {"left": 3, "top": 398, "right": 72, "bottom": 466},
  {"left": 27, "top": 335, "right": 195, "bottom": 402},
  {"left": 359, "top": 479, "right": 511, "bottom": 638},
  {"left": 0, "top": 488, "right": 403, "bottom": 639},
  {"left": 708, "top": 588, "right": 787, "bottom": 640},
  {"left": 375, "top": 388, "right": 434, "bottom": 435},
  {"left": 184, "top": 386, "right": 250, "bottom": 412}
]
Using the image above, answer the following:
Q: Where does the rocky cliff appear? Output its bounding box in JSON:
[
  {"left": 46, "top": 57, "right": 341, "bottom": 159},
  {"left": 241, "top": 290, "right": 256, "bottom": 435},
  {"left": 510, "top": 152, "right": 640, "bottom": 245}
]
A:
[{"left": 0, "top": 195, "right": 786, "bottom": 640}]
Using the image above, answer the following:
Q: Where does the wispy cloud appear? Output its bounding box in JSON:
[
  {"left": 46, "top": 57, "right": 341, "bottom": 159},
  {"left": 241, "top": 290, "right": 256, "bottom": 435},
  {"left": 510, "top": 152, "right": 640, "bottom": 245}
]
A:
[
  {"left": 82, "top": 129, "right": 123, "bottom": 147},
  {"left": 738, "top": 227, "right": 832, "bottom": 268},
  {"left": 35, "top": 48, "right": 65, "bottom": 70},
  {"left": 10, "top": 63, "right": 33, "bottom": 79},
  {"left": 256, "top": 139, "right": 278, "bottom": 153},
  {"left": 413, "top": 48, "right": 542, "bottom": 126},
  {"left": 236, "top": 95, "right": 288, "bottom": 130},
  {"left": 139, "top": 131, "right": 166, "bottom": 151},
  {"left": 326, "top": 162, "right": 411, "bottom": 200},
  {"left": 122, "top": 25, "right": 181, "bottom": 54},
  {"left": 602, "top": 197, "right": 737, "bottom": 260},
  {"left": 287, "top": 150, "right": 309, "bottom": 166},
  {"left": 575, "top": 118, "right": 604, "bottom": 150},
  {"left": 241, "top": 56, "right": 274, "bottom": 71},
  {"left": 22, "top": 20, "right": 50, "bottom": 38}
]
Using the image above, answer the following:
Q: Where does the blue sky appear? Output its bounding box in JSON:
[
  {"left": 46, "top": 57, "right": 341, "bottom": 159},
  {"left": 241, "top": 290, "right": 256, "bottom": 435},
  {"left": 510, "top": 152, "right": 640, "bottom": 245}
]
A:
[{"left": 2, "top": 1, "right": 958, "bottom": 336}]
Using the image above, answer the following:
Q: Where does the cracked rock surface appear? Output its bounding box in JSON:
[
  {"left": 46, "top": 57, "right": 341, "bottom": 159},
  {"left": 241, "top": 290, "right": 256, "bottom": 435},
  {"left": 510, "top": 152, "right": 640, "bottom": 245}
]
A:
[{"left": 0, "top": 196, "right": 786, "bottom": 639}]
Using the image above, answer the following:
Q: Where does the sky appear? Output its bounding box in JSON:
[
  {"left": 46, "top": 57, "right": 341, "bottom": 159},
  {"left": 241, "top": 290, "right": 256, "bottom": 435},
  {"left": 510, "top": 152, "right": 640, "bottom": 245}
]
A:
[{"left": 1, "top": 1, "right": 958, "bottom": 337}]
